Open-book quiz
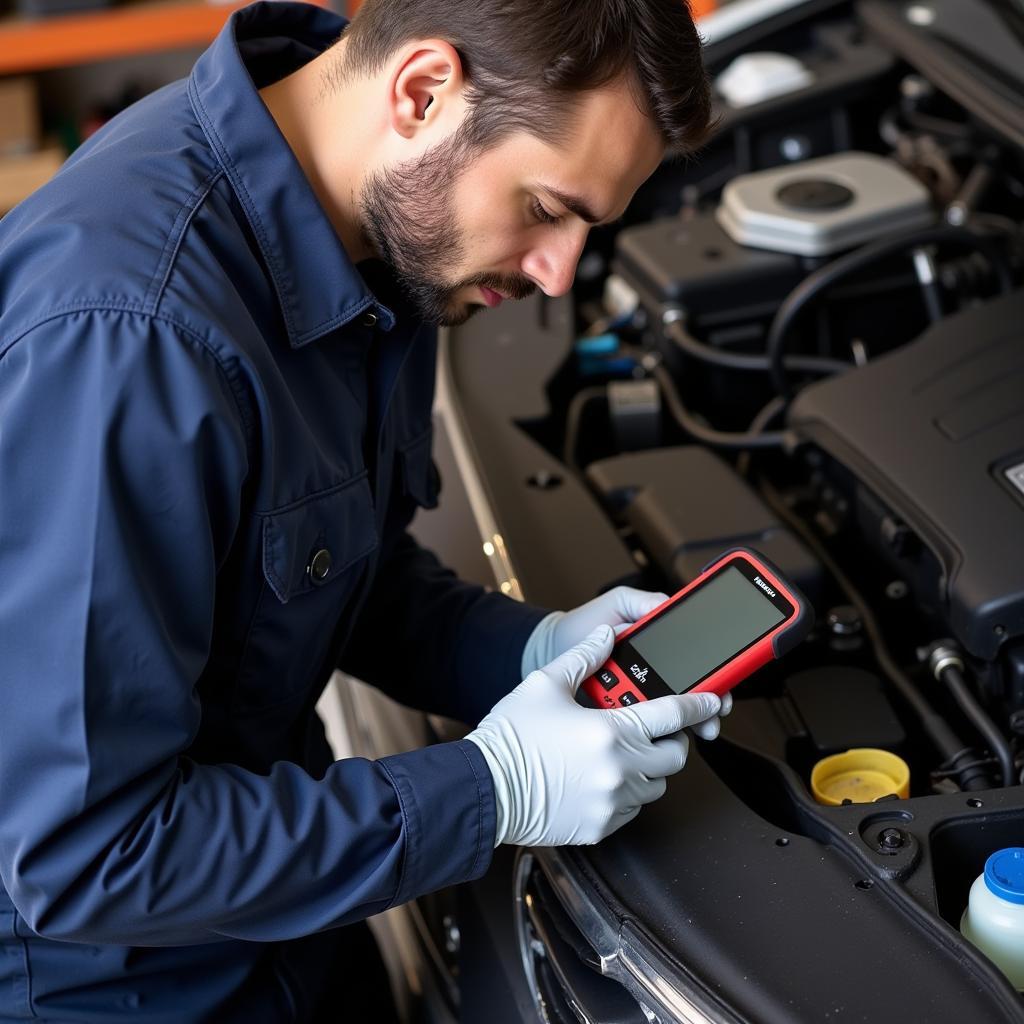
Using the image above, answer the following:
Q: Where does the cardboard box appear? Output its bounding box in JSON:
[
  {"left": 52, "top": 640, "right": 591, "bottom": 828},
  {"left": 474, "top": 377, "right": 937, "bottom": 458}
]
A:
[
  {"left": 0, "top": 145, "right": 65, "bottom": 214},
  {"left": 0, "top": 77, "right": 41, "bottom": 156}
]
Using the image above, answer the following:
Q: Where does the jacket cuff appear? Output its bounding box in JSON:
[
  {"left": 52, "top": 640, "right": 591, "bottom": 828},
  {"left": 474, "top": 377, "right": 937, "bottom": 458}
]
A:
[{"left": 379, "top": 739, "right": 496, "bottom": 907}]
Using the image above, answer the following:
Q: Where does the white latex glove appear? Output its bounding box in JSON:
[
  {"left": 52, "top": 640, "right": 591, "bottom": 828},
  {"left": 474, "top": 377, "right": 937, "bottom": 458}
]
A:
[
  {"left": 467, "top": 625, "right": 722, "bottom": 847},
  {"left": 689, "top": 688, "right": 733, "bottom": 741},
  {"left": 521, "top": 587, "right": 734, "bottom": 740},
  {"left": 521, "top": 587, "right": 669, "bottom": 676}
]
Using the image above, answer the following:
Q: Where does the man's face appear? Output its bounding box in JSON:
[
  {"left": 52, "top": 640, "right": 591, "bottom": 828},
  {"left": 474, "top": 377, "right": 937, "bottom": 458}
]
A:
[{"left": 361, "top": 78, "right": 665, "bottom": 326}]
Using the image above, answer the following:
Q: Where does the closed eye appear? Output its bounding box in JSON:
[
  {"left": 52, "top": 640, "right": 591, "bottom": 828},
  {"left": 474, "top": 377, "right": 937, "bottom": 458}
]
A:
[{"left": 531, "top": 198, "right": 559, "bottom": 225}]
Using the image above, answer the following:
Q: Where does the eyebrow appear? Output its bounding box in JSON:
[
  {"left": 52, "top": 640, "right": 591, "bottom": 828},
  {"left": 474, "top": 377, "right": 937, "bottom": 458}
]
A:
[{"left": 538, "top": 185, "right": 607, "bottom": 225}]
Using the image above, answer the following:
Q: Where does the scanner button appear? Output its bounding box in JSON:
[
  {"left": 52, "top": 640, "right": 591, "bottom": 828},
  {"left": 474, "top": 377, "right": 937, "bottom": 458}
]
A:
[
  {"left": 619, "top": 690, "right": 641, "bottom": 706},
  {"left": 597, "top": 669, "right": 618, "bottom": 690}
]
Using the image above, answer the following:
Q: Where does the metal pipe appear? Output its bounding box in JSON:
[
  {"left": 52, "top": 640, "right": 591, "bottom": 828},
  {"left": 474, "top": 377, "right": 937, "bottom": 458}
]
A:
[{"left": 927, "top": 641, "right": 1015, "bottom": 788}]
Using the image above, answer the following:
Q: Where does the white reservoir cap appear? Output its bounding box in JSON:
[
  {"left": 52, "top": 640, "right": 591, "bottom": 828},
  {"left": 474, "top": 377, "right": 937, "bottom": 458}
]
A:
[
  {"left": 716, "top": 152, "right": 934, "bottom": 256},
  {"left": 715, "top": 52, "right": 814, "bottom": 109}
]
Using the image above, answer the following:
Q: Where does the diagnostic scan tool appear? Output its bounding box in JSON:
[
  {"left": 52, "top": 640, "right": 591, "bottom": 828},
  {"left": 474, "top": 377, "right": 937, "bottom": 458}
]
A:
[{"left": 581, "top": 547, "right": 812, "bottom": 709}]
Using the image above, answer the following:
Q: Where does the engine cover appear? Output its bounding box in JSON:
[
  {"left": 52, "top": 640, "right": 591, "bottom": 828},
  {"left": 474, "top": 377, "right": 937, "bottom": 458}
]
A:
[{"left": 788, "top": 289, "right": 1024, "bottom": 660}]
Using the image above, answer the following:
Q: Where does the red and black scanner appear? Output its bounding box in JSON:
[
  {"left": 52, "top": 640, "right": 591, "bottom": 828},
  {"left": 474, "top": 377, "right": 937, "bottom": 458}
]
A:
[{"left": 580, "top": 547, "right": 812, "bottom": 710}]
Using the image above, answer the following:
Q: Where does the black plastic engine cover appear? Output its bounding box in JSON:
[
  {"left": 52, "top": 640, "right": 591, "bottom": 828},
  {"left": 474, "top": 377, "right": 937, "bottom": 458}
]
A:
[
  {"left": 612, "top": 212, "right": 804, "bottom": 329},
  {"left": 586, "top": 445, "right": 822, "bottom": 600},
  {"left": 788, "top": 289, "right": 1024, "bottom": 660}
]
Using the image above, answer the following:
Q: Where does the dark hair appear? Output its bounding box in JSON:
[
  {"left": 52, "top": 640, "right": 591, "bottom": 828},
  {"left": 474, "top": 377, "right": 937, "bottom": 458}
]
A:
[{"left": 335, "top": 0, "right": 713, "bottom": 155}]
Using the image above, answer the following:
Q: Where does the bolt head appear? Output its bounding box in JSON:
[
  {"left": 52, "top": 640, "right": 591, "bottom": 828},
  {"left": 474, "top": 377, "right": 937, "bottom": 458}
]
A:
[{"left": 879, "top": 827, "right": 906, "bottom": 850}]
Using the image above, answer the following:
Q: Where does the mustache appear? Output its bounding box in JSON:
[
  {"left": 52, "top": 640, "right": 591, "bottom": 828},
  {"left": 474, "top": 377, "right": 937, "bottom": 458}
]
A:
[{"left": 462, "top": 272, "right": 538, "bottom": 301}]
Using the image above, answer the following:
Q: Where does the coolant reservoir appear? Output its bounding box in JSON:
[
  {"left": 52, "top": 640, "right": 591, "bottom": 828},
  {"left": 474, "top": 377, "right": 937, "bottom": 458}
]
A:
[{"left": 960, "top": 848, "right": 1024, "bottom": 990}]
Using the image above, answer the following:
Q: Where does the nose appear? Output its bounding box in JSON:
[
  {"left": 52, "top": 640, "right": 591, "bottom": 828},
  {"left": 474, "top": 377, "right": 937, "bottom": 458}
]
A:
[{"left": 520, "top": 229, "right": 588, "bottom": 298}]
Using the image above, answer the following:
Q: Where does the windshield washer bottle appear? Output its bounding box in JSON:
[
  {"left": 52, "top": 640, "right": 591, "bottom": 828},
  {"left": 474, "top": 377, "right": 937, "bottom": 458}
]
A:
[{"left": 961, "top": 847, "right": 1024, "bottom": 990}]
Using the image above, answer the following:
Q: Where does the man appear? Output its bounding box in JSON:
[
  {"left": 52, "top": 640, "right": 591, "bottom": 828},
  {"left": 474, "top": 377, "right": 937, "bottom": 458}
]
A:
[{"left": 0, "top": 1, "right": 719, "bottom": 1019}]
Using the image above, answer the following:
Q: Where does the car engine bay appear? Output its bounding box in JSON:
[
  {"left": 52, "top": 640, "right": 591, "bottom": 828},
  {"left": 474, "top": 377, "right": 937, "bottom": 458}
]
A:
[
  {"left": 394, "top": 1, "right": 1024, "bottom": 1019},
  {"left": 509, "top": 0, "right": 1024, "bottom": 807}
]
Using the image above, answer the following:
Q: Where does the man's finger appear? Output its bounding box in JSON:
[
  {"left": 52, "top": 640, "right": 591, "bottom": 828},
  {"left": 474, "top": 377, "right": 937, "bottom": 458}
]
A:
[
  {"left": 692, "top": 716, "right": 721, "bottom": 742},
  {"left": 614, "top": 692, "right": 721, "bottom": 740}
]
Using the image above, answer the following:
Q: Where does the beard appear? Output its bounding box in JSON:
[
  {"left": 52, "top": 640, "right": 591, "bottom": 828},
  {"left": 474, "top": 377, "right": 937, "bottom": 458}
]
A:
[{"left": 359, "top": 132, "right": 536, "bottom": 326}]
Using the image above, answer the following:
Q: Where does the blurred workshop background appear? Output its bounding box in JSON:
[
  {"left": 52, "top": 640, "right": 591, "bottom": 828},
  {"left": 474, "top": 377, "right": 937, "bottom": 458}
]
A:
[
  {"left": 0, "top": 0, "right": 331, "bottom": 216},
  {"left": 0, "top": 0, "right": 719, "bottom": 217}
]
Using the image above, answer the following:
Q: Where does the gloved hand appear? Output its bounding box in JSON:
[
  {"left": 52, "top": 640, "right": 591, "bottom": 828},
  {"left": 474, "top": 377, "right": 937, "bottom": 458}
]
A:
[
  {"left": 521, "top": 587, "right": 733, "bottom": 740},
  {"left": 467, "top": 625, "right": 722, "bottom": 847},
  {"left": 521, "top": 586, "right": 668, "bottom": 676}
]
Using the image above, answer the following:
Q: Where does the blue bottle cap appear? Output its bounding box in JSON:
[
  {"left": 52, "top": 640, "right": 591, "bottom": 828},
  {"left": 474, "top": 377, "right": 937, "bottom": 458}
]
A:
[{"left": 984, "top": 848, "right": 1024, "bottom": 905}]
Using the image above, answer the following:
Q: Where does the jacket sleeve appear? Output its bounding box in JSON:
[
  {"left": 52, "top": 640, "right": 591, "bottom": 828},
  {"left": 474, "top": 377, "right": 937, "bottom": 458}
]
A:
[
  {"left": 338, "top": 524, "right": 550, "bottom": 723},
  {"left": 0, "top": 310, "right": 495, "bottom": 947}
]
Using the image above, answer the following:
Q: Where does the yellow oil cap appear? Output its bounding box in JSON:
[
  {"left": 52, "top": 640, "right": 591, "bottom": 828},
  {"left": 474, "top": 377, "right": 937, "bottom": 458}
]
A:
[{"left": 811, "top": 748, "right": 910, "bottom": 805}]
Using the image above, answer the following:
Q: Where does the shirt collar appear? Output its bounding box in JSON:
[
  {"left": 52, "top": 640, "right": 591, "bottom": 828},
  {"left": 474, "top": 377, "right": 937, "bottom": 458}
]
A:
[{"left": 188, "top": 1, "right": 396, "bottom": 348}]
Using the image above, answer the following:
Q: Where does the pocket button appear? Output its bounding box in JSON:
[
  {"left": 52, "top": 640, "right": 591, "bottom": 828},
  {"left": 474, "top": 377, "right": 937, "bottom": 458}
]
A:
[{"left": 307, "top": 548, "right": 333, "bottom": 586}]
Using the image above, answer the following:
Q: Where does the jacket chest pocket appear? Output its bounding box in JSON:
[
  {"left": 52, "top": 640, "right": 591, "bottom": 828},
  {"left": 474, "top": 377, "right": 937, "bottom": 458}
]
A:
[{"left": 234, "top": 475, "right": 378, "bottom": 714}]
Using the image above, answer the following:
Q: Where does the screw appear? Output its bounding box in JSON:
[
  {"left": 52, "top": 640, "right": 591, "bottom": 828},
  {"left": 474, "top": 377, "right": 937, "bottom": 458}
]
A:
[
  {"left": 885, "top": 580, "right": 909, "bottom": 600},
  {"left": 879, "top": 828, "right": 905, "bottom": 850},
  {"left": 826, "top": 605, "right": 862, "bottom": 636}
]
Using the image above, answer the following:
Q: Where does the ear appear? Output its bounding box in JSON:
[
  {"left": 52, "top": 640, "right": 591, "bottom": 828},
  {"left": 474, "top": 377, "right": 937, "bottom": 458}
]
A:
[{"left": 386, "top": 40, "right": 466, "bottom": 140}]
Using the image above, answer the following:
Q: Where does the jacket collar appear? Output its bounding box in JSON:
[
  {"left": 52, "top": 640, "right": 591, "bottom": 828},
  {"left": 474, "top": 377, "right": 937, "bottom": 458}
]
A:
[{"left": 188, "top": 1, "right": 395, "bottom": 348}]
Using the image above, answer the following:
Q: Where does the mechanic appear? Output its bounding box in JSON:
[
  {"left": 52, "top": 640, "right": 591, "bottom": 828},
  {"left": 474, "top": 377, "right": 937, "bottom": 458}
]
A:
[{"left": 0, "top": 1, "right": 717, "bottom": 1020}]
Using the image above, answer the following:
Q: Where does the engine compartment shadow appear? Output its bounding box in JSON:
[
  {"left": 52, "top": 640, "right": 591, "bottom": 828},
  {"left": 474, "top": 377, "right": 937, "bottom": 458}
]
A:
[{"left": 698, "top": 733, "right": 841, "bottom": 845}]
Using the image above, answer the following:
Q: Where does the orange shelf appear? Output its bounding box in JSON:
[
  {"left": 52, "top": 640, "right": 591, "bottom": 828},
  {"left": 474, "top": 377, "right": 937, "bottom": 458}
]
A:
[{"left": 0, "top": 0, "right": 328, "bottom": 76}]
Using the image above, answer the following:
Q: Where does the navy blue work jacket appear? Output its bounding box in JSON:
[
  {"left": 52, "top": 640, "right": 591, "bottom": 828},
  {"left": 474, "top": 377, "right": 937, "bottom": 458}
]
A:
[{"left": 0, "top": 3, "right": 547, "bottom": 1019}]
